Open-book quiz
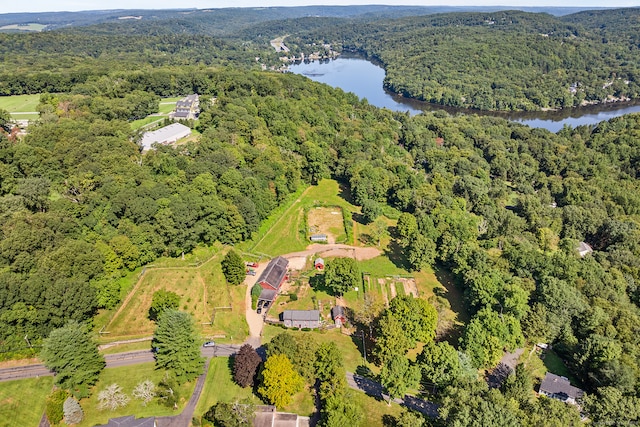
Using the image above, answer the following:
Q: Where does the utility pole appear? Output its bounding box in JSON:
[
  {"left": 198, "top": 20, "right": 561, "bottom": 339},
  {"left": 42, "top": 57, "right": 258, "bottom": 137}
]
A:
[{"left": 361, "top": 330, "right": 367, "bottom": 364}]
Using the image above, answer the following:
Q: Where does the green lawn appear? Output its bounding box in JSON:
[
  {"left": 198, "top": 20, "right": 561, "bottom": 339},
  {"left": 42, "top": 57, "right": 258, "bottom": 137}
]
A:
[
  {"left": 0, "top": 23, "right": 47, "bottom": 32},
  {"left": 77, "top": 363, "right": 195, "bottom": 427},
  {"left": 130, "top": 116, "right": 164, "bottom": 131},
  {"left": 543, "top": 350, "right": 580, "bottom": 386},
  {"left": 0, "top": 94, "right": 40, "bottom": 113},
  {"left": 250, "top": 179, "right": 361, "bottom": 256},
  {"left": 194, "top": 357, "right": 260, "bottom": 417},
  {"left": 0, "top": 376, "right": 53, "bottom": 427}
]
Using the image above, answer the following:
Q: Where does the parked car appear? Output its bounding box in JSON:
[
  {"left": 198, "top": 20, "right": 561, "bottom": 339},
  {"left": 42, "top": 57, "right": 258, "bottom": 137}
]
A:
[
  {"left": 246, "top": 269, "right": 256, "bottom": 276},
  {"left": 246, "top": 262, "right": 259, "bottom": 268},
  {"left": 203, "top": 341, "right": 215, "bottom": 347},
  {"left": 256, "top": 306, "right": 262, "bottom": 314}
]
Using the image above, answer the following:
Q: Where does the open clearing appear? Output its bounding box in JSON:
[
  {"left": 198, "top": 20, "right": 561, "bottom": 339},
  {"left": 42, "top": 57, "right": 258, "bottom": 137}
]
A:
[
  {"left": 0, "top": 24, "right": 46, "bottom": 32},
  {"left": 307, "top": 206, "right": 345, "bottom": 243},
  {"left": 104, "top": 245, "right": 248, "bottom": 343},
  {"left": 0, "top": 94, "right": 40, "bottom": 114}
]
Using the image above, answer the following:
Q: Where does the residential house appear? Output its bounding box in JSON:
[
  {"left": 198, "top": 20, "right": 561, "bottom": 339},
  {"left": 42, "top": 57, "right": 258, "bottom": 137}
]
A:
[
  {"left": 140, "top": 123, "right": 191, "bottom": 151},
  {"left": 539, "top": 373, "right": 584, "bottom": 405},
  {"left": 171, "top": 94, "right": 200, "bottom": 120},
  {"left": 577, "top": 241, "right": 593, "bottom": 258},
  {"left": 97, "top": 416, "right": 156, "bottom": 427},
  {"left": 254, "top": 405, "right": 310, "bottom": 427},
  {"left": 281, "top": 310, "right": 320, "bottom": 329},
  {"left": 331, "top": 305, "right": 346, "bottom": 327}
]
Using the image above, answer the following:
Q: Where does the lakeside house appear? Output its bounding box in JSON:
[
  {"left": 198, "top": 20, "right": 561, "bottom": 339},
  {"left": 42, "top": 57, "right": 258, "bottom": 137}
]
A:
[{"left": 140, "top": 123, "right": 191, "bottom": 151}]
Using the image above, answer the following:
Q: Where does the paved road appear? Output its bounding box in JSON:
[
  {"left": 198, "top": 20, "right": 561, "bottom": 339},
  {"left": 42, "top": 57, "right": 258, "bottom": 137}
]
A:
[
  {"left": 346, "top": 372, "right": 439, "bottom": 418},
  {"left": 0, "top": 345, "right": 244, "bottom": 382}
]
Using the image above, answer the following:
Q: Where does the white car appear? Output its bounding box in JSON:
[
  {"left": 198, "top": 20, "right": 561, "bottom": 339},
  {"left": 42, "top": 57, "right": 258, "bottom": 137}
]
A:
[{"left": 203, "top": 341, "right": 215, "bottom": 347}]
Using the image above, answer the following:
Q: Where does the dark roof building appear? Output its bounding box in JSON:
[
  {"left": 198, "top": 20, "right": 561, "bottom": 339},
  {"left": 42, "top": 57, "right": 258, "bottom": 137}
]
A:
[
  {"left": 539, "top": 373, "right": 584, "bottom": 405},
  {"left": 282, "top": 310, "right": 320, "bottom": 329},
  {"left": 97, "top": 416, "right": 156, "bottom": 427},
  {"left": 257, "top": 257, "right": 289, "bottom": 291},
  {"left": 258, "top": 288, "right": 277, "bottom": 304},
  {"left": 171, "top": 94, "right": 200, "bottom": 120},
  {"left": 331, "top": 305, "right": 346, "bottom": 327}
]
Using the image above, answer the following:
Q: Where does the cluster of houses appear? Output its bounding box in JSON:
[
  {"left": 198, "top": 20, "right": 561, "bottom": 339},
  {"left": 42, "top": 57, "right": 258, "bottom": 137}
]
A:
[
  {"left": 254, "top": 256, "right": 345, "bottom": 329},
  {"left": 139, "top": 94, "right": 200, "bottom": 151}
]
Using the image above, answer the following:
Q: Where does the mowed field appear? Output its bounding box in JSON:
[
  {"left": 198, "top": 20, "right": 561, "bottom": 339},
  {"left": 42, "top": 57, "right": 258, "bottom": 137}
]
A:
[
  {"left": 249, "top": 179, "right": 357, "bottom": 256},
  {"left": 0, "top": 376, "right": 53, "bottom": 427},
  {"left": 105, "top": 245, "right": 248, "bottom": 342},
  {"left": 0, "top": 94, "right": 41, "bottom": 120}
]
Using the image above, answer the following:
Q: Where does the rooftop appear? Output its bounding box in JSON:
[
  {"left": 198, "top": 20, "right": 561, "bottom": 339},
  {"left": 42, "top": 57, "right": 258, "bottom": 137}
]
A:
[
  {"left": 540, "top": 373, "right": 584, "bottom": 401},
  {"left": 282, "top": 310, "right": 320, "bottom": 322},
  {"left": 97, "top": 416, "right": 155, "bottom": 427},
  {"left": 140, "top": 123, "right": 190, "bottom": 151},
  {"left": 257, "top": 256, "right": 289, "bottom": 290}
]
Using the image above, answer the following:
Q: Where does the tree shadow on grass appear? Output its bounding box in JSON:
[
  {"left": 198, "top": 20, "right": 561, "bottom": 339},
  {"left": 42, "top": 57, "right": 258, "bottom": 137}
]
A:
[
  {"left": 383, "top": 239, "right": 412, "bottom": 271},
  {"left": 338, "top": 180, "right": 357, "bottom": 205},
  {"left": 309, "top": 273, "right": 336, "bottom": 296},
  {"left": 433, "top": 264, "right": 470, "bottom": 345}
]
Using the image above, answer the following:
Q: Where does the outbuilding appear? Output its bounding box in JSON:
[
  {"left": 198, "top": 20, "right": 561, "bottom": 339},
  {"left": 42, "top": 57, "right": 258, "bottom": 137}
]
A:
[
  {"left": 314, "top": 258, "right": 325, "bottom": 270},
  {"left": 310, "top": 234, "right": 327, "bottom": 242},
  {"left": 331, "top": 306, "right": 346, "bottom": 327}
]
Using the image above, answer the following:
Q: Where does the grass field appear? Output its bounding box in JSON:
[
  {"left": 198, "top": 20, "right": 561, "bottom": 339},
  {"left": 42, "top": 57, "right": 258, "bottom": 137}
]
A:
[
  {"left": 0, "top": 376, "right": 52, "bottom": 427},
  {"left": 104, "top": 244, "right": 248, "bottom": 343},
  {"left": 0, "top": 24, "right": 47, "bottom": 32},
  {"left": 0, "top": 94, "right": 40, "bottom": 114},
  {"left": 76, "top": 363, "right": 195, "bottom": 427},
  {"left": 194, "top": 357, "right": 261, "bottom": 417},
  {"left": 250, "top": 179, "right": 360, "bottom": 256}
]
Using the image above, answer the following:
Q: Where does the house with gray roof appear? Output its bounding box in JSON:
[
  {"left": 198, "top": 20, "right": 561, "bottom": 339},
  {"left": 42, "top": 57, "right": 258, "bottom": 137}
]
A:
[
  {"left": 539, "top": 373, "right": 584, "bottom": 405},
  {"left": 171, "top": 94, "right": 200, "bottom": 120},
  {"left": 281, "top": 310, "right": 320, "bottom": 329},
  {"left": 97, "top": 416, "right": 156, "bottom": 427}
]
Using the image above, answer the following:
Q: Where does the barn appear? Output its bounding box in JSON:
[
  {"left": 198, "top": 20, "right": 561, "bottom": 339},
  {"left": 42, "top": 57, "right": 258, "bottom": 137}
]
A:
[{"left": 140, "top": 123, "right": 191, "bottom": 151}]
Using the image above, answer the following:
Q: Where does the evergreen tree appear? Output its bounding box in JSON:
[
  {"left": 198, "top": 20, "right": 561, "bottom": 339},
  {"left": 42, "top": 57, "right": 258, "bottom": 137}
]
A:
[
  {"left": 222, "top": 249, "right": 246, "bottom": 285},
  {"left": 63, "top": 396, "right": 84, "bottom": 424},
  {"left": 153, "top": 310, "right": 204, "bottom": 383},
  {"left": 40, "top": 321, "right": 105, "bottom": 397}
]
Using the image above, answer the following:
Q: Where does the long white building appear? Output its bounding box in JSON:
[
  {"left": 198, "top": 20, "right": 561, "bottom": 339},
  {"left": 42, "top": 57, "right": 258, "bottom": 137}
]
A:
[{"left": 140, "top": 123, "right": 191, "bottom": 151}]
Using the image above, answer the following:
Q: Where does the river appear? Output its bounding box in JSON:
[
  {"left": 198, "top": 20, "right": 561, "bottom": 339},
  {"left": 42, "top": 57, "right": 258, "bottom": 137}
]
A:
[{"left": 289, "top": 57, "right": 640, "bottom": 133}]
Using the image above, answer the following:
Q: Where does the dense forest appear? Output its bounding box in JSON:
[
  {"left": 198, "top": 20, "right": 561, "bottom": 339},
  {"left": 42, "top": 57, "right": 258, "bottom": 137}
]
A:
[{"left": 1, "top": 5, "right": 640, "bottom": 425}]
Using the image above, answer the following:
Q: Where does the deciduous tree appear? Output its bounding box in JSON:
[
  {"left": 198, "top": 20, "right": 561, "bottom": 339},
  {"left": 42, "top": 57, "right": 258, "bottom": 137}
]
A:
[
  {"left": 324, "top": 257, "right": 360, "bottom": 296},
  {"left": 148, "top": 290, "right": 180, "bottom": 321},
  {"left": 233, "top": 344, "right": 262, "bottom": 388},
  {"left": 258, "top": 354, "right": 304, "bottom": 408},
  {"left": 379, "top": 354, "right": 420, "bottom": 404},
  {"left": 97, "top": 384, "right": 130, "bottom": 411},
  {"left": 40, "top": 321, "right": 105, "bottom": 397}
]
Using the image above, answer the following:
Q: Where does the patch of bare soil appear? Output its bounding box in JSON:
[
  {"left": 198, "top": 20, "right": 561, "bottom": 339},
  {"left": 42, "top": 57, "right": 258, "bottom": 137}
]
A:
[
  {"left": 400, "top": 278, "right": 419, "bottom": 297},
  {"left": 307, "top": 207, "right": 344, "bottom": 244}
]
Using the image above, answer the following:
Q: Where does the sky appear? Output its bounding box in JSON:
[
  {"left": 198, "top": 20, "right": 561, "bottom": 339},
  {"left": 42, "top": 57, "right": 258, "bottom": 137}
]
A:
[{"left": 4, "top": 1, "right": 639, "bottom": 14}]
